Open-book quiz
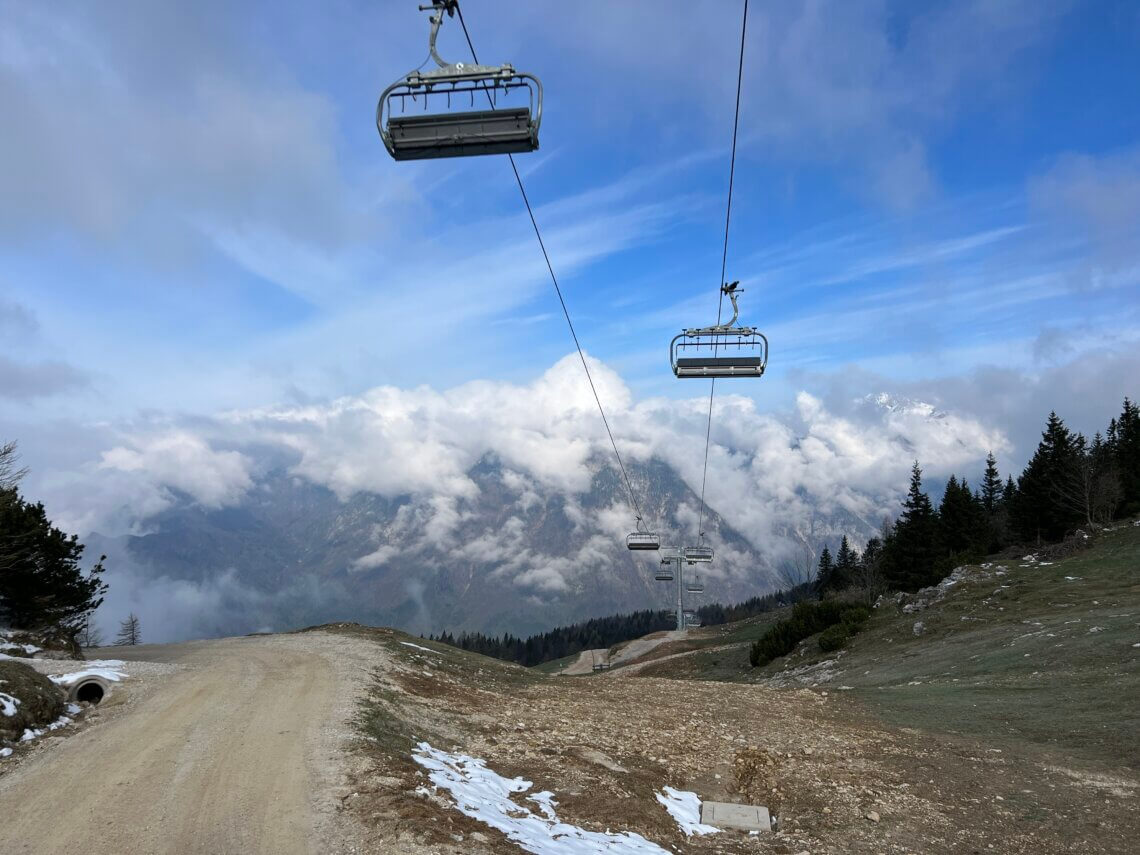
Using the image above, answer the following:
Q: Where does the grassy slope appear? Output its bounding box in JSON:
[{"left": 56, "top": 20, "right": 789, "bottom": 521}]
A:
[{"left": 639, "top": 523, "right": 1140, "bottom": 768}]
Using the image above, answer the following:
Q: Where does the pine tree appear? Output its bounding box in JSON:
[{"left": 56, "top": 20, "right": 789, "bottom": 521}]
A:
[
  {"left": 853, "top": 534, "right": 886, "bottom": 601},
  {"left": 882, "top": 462, "right": 942, "bottom": 591},
  {"left": 1112, "top": 398, "right": 1140, "bottom": 515},
  {"left": 1013, "top": 412, "right": 1082, "bottom": 543},
  {"left": 0, "top": 489, "right": 108, "bottom": 630},
  {"left": 116, "top": 613, "right": 141, "bottom": 646},
  {"left": 815, "top": 547, "right": 835, "bottom": 597},
  {"left": 981, "top": 452, "right": 1001, "bottom": 513},
  {"left": 834, "top": 536, "right": 857, "bottom": 590},
  {"left": 939, "top": 475, "right": 986, "bottom": 557}
]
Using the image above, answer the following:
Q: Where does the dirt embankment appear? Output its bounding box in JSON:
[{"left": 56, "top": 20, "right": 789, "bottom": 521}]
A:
[{"left": 0, "top": 631, "right": 377, "bottom": 855}]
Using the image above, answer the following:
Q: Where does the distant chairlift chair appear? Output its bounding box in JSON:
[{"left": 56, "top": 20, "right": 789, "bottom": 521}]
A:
[
  {"left": 376, "top": 1, "right": 542, "bottom": 161},
  {"left": 670, "top": 282, "right": 768, "bottom": 379},
  {"left": 684, "top": 545, "right": 713, "bottom": 564},
  {"left": 626, "top": 518, "right": 661, "bottom": 551},
  {"left": 655, "top": 556, "right": 675, "bottom": 582}
]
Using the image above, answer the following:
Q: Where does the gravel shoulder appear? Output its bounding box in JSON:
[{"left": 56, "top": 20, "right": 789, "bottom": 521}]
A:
[{"left": 0, "top": 631, "right": 378, "bottom": 855}]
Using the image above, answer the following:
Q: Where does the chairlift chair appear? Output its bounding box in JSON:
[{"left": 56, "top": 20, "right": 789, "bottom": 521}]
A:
[
  {"left": 626, "top": 518, "right": 660, "bottom": 551},
  {"left": 377, "top": 2, "right": 542, "bottom": 161},
  {"left": 671, "top": 282, "right": 768, "bottom": 379},
  {"left": 685, "top": 577, "right": 705, "bottom": 594},
  {"left": 684, "top": 545, "right": 713, "bottom": 563},
  {"left": 655, "top": 556, "right": 675, "bottom": 582}
]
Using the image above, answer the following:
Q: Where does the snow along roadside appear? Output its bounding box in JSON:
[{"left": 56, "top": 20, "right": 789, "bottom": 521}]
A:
[{"left": 412, "top": 742, "right": 718, "bottom": 853}]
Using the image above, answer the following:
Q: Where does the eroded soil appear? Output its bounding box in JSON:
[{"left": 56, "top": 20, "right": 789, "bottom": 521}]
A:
[{"left": 341, "top": 628, "right": 1138, "bottom": 854}]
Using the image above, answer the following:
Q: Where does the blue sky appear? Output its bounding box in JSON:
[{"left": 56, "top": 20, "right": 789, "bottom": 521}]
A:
[{"left": 2, "top": 0, "right": 1139, "bottom": 498}]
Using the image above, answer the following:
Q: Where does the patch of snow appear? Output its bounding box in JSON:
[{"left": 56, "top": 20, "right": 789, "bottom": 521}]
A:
[
  {"left": 412, "top": 742, "right": 671, "bottom": 853},
  {"left": 399, "top": 641, "right": 433, "bottom": 653},
  {"left": 49, "top": 662, "right": 127, "bottom": 687},
  {"left": 19, "top": 712, "right": 74, "bottom": 742},
  {"left": 0, "top": 691, "right": 20, "bottom": 716},
  {"left": 0, "top": 746, "right": 10, "bottom": 758},
  {"left": 1064, "top": 576, "right": 1083, "bottom": 581},
  {"left": 655, "top": 787, "right": 719, "bottom": 836},
  {"left": 1039, "top": 562, "right": 1054, "bottom": 566}
]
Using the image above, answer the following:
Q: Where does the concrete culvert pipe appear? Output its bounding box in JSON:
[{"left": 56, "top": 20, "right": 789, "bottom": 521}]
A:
[{"left": 68, "top": 676, "right": 111, "bottom": 705}]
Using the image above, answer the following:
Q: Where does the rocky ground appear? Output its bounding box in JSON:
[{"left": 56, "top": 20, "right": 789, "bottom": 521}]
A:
[{"left": 339, "top": 627, "right": 1138, "bottom": 854}]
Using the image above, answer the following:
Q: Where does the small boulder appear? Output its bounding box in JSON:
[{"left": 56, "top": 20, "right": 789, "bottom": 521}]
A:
[
  {"left": 866, "top": 810, "right": 881, "bottom": 823},
  {"left": 912, "top": 621, "right": 925, "bottom": 636}
]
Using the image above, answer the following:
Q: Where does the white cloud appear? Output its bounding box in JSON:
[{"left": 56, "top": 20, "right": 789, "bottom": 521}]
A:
[
  {"left": 58, "top": 353, "right": 1011, "bottom": 588},
  {"left": 99, "top": 431, "right": 253, "bottom": 509}
]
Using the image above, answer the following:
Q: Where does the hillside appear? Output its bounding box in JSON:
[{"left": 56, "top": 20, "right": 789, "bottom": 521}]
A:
[
  {"left": 335, "top": 620, "right": 1137, "bottom": 853},
  {"left": 627, "top": 521, "right": 1140, "bottom": 770}
]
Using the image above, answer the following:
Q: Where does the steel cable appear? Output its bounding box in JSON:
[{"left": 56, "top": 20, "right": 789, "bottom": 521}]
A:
[
  {"left": 453, "top": 3, "right": 646, "bottom": 526},
  {"left": 695, "top": 0, "right": 749, "bottom": 546}
]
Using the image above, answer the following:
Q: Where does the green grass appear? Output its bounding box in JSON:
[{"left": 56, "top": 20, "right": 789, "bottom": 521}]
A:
[
  {"left": 646, "top": 523, "right": 1140, "bottom": 767},
  {"left": 531, "top": 653, "right": 580, "bottom": 674}
]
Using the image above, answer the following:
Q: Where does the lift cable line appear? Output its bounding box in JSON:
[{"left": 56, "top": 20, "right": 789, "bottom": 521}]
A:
[
  {"left": 452, "top": 1, "right": 650, "bottom": 537},
  {"left": 694, "top": 0, "right": 751, "bottom": 550}
]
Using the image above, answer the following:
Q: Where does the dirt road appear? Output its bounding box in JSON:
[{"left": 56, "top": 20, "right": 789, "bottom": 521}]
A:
[
  {"left": 0, "top": 631, "right": 377, "bottom": 855},
  {"left": 561, "top": 630, "right": 688, "bottom": 675}
]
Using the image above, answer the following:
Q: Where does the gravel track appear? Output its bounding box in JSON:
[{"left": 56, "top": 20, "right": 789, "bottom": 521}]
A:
[{"left": 0, "top": 631, "right": 378, "bottom": 855}]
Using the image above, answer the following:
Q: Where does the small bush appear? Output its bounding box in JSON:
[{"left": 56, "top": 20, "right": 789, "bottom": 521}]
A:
[
  {"left": 818, "top": 622, "right": 853, "bottom": 652},
  {"left": 750, "top": 600, "right": 874, "bottom": 666}
]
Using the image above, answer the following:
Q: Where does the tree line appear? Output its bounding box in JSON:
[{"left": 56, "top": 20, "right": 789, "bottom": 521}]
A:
[
  {"left": 819, "top": 398, "right": 1139, "bottom": 597},
  {"left": 429, "top": 585, "right": 814, "bottom": 668}
]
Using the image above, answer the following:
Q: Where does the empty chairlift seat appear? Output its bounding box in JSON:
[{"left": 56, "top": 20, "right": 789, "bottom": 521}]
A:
[
  {"left": 626, "top": 519, "right": 661, "bottom": 551},
  {"left": 386, "top": 104, "right": 538, "bottom": 160},
  {"left": 627, "top": 531, "right": 661, "bottom": 551},
  {"left": 377, "top": 4, "right": 541, "bottom": 161},
  {"left": 670, "top": 282, "right": 768, "bottom": 379},
  {"left": 684, "top": 545, "right": 714, "bottom": 563}
]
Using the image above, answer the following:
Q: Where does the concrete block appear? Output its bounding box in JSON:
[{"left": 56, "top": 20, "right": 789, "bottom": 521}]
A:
[{"left": 700, "top": 801, "right": 771, "bottom": 832}]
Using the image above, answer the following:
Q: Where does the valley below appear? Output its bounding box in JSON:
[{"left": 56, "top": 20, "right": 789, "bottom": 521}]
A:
[{"left": 1, "top": 524, "right": 1136, "bottom": 854}]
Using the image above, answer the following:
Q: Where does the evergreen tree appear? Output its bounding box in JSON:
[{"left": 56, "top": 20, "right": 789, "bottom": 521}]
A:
[
  {"left": 882, "top": 462, "right": 942, "bottom": 591},
  {"left": 815, "top": 546, "right": 835, "bottom": 596},
  {"left": 981, "top": 452, "right": 1002, "bottom": 513},
  {"left": 1111, "top": 398, "right": 1140, "bottom": 515},
  {"left": 939, "top": 475, "right": 986, "bottom": 557},
  {"left": 1013, "top": 412, "right": 1082, "bottom": 543},
  {"left": 834, "top": 536, "right": 857, "bottom": 590},
  {"left": 853, "top": 533, "right": 886, "bottom": 601},
  {"left": 0, "top": 489, "right": 108, "bottom": 630},
  {"left": 116, "top": 613, "right": 141, "bottom": 646}
]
